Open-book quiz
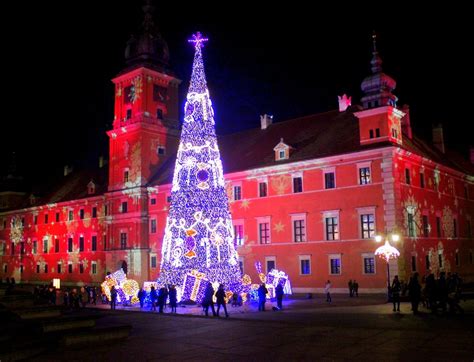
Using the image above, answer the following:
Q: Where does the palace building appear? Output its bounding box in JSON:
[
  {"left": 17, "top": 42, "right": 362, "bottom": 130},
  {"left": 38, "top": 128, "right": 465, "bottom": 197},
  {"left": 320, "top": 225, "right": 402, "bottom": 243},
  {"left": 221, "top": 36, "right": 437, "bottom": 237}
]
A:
[{"left": 1, "top": 7, "right": 473, "bottom": 293}]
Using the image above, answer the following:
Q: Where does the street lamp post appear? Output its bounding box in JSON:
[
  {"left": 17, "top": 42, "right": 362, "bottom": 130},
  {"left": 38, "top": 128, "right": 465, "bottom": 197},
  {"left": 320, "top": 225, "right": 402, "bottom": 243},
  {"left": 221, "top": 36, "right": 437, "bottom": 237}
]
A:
[{"left": 374, "top": 233, "right": 400, "bottom": 301}]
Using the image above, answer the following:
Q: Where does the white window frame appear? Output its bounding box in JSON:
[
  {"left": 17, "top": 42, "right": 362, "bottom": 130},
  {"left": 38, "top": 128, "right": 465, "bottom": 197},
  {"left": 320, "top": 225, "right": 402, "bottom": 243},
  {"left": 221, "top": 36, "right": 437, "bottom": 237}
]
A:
[
  {"left": 291, "top": 213, "right": 307, "bottom": 242},
  {"left": 91, "top": 261, "right": 97, "bottom": 274},
  {"left": 357, "top": 206, "right": 377, "bottom": 239},
  {"left": 322, "top": 210, "right": 340, "bottom": 241},
  {"left": 150, "top": 218, "right": 157, "bottom": 234},
  {"left": 357, "top": 161, "right": 372, "bottom": 185},
  {"left": 328, "top": 253, "right": 342, "bottom": 275},
  {"left": 257, "top": 177, "right": 268, "bottom": 197},
  {"left": 150, "top": 253, "right": 157, "bottom": 268},
  {"left": 299, "top": 255, "right": 311, "bottom": 275},
  {"left": 411, "top": 252, "right": 418, "bottom": 272},
  {"left": 362, "top": 253, "right": 376, "bottom": 274},
  {"left": 57, "top": 262, "right": 62, "bottom": 274},
  {"left": 233, "top": 183, "right": 242, "bottom": 201},
  {"left": 323, "top": 167, "right": 336, "bottom": 189},
  {"left": 256, "top": 216, "right": 271, "bottom": 244},
  {"left": 265, "top": 256, "right": 276, "bottom": 273},
  {"left": 291, "top": 172, "right": 303, "bottom": 193},
  {"left": 43, "top": 237, "right": 49, "bottom": 254},
  {"left": 233, "top": 219, "right": 245, "bottom": 246},
  {"left": 123, "top": 168, "right": 130, "bottom": 183},
  {"left": 68, "top": 261, "right": 73, "bottom": 273},
  {"left": 0, "top": 240, "right": 4, "bottom": 256}
]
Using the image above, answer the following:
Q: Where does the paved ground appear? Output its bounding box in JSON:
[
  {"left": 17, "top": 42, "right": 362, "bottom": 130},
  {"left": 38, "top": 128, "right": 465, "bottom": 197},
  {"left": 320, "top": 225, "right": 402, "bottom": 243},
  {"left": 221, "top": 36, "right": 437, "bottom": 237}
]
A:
[{"left": 33, "top": 294, "right": 474, "bottom": 361}]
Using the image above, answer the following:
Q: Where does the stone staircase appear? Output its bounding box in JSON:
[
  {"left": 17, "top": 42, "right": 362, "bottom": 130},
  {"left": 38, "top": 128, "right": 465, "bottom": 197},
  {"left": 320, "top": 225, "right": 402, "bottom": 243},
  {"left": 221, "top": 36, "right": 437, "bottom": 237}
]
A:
[{"left": 0, "top": 285, "right": 131, "bottom": 361}]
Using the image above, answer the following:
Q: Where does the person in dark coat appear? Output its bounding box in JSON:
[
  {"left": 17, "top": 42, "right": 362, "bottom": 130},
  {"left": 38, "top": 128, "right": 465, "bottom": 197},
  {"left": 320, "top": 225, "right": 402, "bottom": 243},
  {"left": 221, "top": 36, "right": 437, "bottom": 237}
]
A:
[
  {"left": 202, "top": 283, "right": 216, "bottom": 316},
  {"left": 215, "top": 284, "right": 229, "bottom": 317},
  {"left": 110, "top": 286, "right": 117, "bottom": 310},
  {"left": 168, "top": 285, "right": 177, "bottom": 313},
  {"left": 138, "top": 288, "right": 146, "bottom": 309},
  {"left": 158, "top": 286, "right": 168, "bottom": 313},
  {"left": 275, "top": 283, "right": 284, "bottom": 310},
  {"left": 258, "top": 284, "right": 268, "bottom": 311},
  {"left": 150, "top": 286, "right": 158, "bottom": 311},
  {"left": 391, "top": 275, "right": 401, "bottom": 312},
  {"left": 408, "top": 272, "right": 421, "bottom": 314}
]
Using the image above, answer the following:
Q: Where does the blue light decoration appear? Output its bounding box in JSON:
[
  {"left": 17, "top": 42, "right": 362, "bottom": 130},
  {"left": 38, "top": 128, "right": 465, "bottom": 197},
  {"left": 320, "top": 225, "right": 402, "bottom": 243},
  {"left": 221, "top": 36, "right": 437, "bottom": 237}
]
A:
[
  {"left": 101, "top": 268, "right": 140, "bottom": 304},
  {"left": 248, "top": 262, "right": 293, "bottom": 300},
  {"left": 158, "top": 32, "right": 241, "bottom": 302}
]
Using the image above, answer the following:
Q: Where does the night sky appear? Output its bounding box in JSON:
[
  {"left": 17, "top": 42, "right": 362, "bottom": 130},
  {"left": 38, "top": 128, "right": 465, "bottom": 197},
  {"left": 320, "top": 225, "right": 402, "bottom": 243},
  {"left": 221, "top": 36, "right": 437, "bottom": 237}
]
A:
[{"left": 1, "top": 1, "right": 471, "bottom": 186}]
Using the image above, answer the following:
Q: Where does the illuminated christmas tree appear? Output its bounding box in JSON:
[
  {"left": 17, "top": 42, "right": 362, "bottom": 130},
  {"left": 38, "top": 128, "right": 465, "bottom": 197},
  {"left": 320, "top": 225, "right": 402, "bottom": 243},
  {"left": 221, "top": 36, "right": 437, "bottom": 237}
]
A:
[{"left": 158, "top": 33, "right": 241, "bottom": 301}]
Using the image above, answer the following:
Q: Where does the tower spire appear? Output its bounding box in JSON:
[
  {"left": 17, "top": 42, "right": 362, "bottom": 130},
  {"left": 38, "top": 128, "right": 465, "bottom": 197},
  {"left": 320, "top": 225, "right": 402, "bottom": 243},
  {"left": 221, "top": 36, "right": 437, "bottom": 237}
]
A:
[{"left": 370, "top": 31, "right": 383, "bottom": 73}]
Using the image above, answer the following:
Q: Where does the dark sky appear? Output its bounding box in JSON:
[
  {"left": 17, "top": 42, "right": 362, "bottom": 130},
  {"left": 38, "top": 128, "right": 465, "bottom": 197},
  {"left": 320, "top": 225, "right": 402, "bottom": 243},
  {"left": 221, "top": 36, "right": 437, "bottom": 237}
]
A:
[{"left": 1, "top": 1, "right": 472, "bottom": 184}]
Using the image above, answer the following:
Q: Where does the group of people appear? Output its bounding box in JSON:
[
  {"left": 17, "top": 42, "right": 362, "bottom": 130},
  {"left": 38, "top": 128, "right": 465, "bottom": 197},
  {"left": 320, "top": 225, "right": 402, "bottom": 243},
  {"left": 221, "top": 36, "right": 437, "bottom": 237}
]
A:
[
  {"left": 348, "top": 279, "right": 359, "bottom": 297},
  {"left": 390, "top": 271, "right": 464, "bottom": 315}
]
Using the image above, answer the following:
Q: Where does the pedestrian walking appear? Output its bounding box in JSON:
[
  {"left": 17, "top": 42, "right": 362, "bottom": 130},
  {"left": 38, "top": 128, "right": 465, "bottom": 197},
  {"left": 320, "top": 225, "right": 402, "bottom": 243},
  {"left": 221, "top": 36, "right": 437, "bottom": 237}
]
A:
[
  {"left": 275, "top": 283, "right": 284, "bottom": 310},
  {"left": 216, "top": 284, "right": 229, "bottom": 318},
  {"left": 325, "top": 280, "right": 332, "bottom": 303},
  {"left": 391, "top": 275, "right": 401, "bottom": 312}
]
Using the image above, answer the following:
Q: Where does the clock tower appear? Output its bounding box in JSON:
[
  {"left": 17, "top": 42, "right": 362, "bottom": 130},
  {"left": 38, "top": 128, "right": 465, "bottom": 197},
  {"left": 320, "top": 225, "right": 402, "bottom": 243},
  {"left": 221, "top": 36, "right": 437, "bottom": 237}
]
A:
[{"left": 105, "top": 1, "right": 180, "bottom": 284}]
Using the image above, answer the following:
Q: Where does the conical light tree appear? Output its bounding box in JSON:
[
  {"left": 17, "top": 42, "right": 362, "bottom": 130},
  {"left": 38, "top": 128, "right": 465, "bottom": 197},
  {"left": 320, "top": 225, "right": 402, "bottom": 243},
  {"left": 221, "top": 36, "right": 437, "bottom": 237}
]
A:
[{"left": 158, "top": 33, "right": 241, "bottom": 300}]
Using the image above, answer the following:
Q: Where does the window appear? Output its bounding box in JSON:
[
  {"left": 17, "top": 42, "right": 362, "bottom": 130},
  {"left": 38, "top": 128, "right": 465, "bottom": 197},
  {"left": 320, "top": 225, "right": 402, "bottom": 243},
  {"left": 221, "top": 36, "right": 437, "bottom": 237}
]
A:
[
  {"left": 233, "top": 222, "right": 244, "bottom": 246},
  {"left": 436, "top": 216, "right": 441, "bottom": 237},
  {"left": 359, "top": 167, "right": 371, "bottom": 185},
  {"left": 411, "top": 255, "right": 417, "bottom": 272},
  {"left": 68, "top": 210, "right": 73, "bottom": 221},
  {"left": 455, "top": 251, "right": 460, "bottom": 267},
  {"left": 361, "top": 214, "right": 375, "bottom": 239},
  {"left": 105, "top": 205, "right": 108, "bottom": 216},
  {"left": 92, "top": 207, "right": 97, "bottom": 218},
  {"left": 80, "top": 209, "right": 84, "bottom": 220},
  {"left": 92, "top": 262, "right": 97, "bottom": 274},
  {"left": 43, "top": 239, "right": 48, "bottom": 254},
  {"left": 68, "top": 262, "right": 73, "bottom": 273},
  {"left": 68, "top": 237, "right": 73, "bottom": 252},
  {"left": 420, "top": 173, "right": 425, "bottom": 188},
  {"left": 329, "top": 255, "right": 341, "bottom": 275},
  {"left": 157, "top": 146, "right": 165, "bottom": 155},
  {"left": 293, "top": 219, "right": 306, "bottom": 242},
  {"left": 156, "top": 108, "right": 163, "bottom": 120},
  {"left": 453, "top": 219, "right": 458, "bottom": 238},
  {"left": 11, "top": 242, "right": 14, "bottom": 255},
  {"left": 55, "top": 239, "right": 59, "bottom": 253},
  {"left": 150, "top": 219, "right": 157, "bottom": 234},
  {"left": 259, "top": 182, "right": 267, "bottom": 197},
  {"left": 103, "top": 235, "right": 107, "bottom": 250},
  {"left": 122, "top": 201, "right": 128, "bottom": 213},
  {"left": 120, "top": 233, "right": 127, "bottom": 249},
  {"left": 405, "top": 168, "right": 411, "bottom": 184},
  {"left": 44, "top": 214, "right": 49, "bottom": 224},
  {"left": 20, "top": 242, "right": 25, "bottom": 255},
  {"left": 20, "top": 264, "right": 23, "bottom": 274},
  {"left": 34, "top": 215, "right": 38, "bottom": 225},
  {"left": 57, "top": 263, "right": 62, "bottom": 274},
  {"left": 126, "top": 109, "right": 132, "bottom": 120},
  {"left": 279, "top": 150, "right": 285, "bottom": 159},
  {"left": 465, "top": 184, "right": 469, "bottom": 199},
  {"left": 258, "top": 222, "right": 270, "bottom": 244},
  {"left": 293, "top": 177, "right": 303, "bottom": 193},
  {"left": 124, "top": 86, "right": 132, "bottom": 103},
  {"left": 425, "top": 255, "right": 430, "bottom": 270},
  {"left": 33, "top": 240, "right": 37, "bottom": 254},
  {"left": 3, "top": 264, "right": 7, "bottom": 273},
  {"left": 151, "top": 255, "right": 157, "bottom": 268},
  {"left": 55, "top": 212, "right": 60, "bottom": 222},
  {"left": 422, "top": 215, "right": 429, "bottom": 237},
  {"left": 44, "top": 264, "right": 48, "bottom": 274},
  {"left": 325, "top": 217, "right": 339, "bottom": 240},
  {"left": 324, "top": 171, "right": 335, "bottom": 189},
  {"left": 438, "top": 252, "right": 443, "bottom": 268},
  {"left": 36, "top": 264, "right": 40, "bottom": 273},
  {"left": 369, "top": 129, "right": 374, "bottom": 139},
  {"left": 233, "top": 185, "right": 242, "bottom": 201},
  {"left": 375, "top": 128, "right": 380, "bottom": 137},
  {"left": 79, "top": 263, "right": 84, "bottom": 274},
  {"left": 467, "top": 219, "right": 472, "bottom": 238},
  {"left": 1, "top": 241, "right": 5, "bottom": 256},
  {"left": 392, "top": 128, "right": 398, "bottom": 139},
  {"left": 363, "top": 254, "right": 375, "bottom": 274},
  {"left": 407, "top": 212, "right": 416, "bottom": 237},
  {"left": 265, "top": 256, "right": 276, "bottom": 273},
  {"left": 150, "top": 198, "right": 157, "bottom": 205},
  {"left": 299, "top": 256, "right": 311, "bottom": 275},
  {"left": 79, "top": 236, "right": 84, "bottom": 252},
  {"left": 124, "top": 170, "right": 129, "bottom": 183},
  {"left": 92, "top": 236, "right": 97, "bottom": 251},
  {"left": 21, "top": 217, "right": 25, "bottom": 227}
]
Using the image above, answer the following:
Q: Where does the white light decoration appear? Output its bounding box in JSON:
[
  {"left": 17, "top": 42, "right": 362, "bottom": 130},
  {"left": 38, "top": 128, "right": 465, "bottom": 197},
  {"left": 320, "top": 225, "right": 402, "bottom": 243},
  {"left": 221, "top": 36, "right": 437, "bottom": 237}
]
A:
[
  {"left": 158, "top": 32, "right": 242, "bottom": 299},
  {"left": 375, "top": 240, "right": 400, "bottom": 262}
]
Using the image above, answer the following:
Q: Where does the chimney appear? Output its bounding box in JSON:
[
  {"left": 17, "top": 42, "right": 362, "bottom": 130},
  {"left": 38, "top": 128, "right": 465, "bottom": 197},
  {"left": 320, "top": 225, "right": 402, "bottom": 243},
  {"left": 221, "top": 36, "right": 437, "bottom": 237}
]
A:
[
  {"left": 338, "top": 94, "right": 352, "bottom": 112},
  {"left": 260, "top": 114, "right": 273, "bottom": 130},
  {"left": 401, "top": 104, "right": 413, "bottom": 139},
  {"left": 99, "top": 156, "right": 104, "bottom": 168},
  {"left": 63, "top": 165, "right": 73, "bottom": 176},
  {"left": 470, "top": 146, "right": 474, "bottom": 164},
  {"left": 432, "top": 124, "right": 445, "bottom": 154}
]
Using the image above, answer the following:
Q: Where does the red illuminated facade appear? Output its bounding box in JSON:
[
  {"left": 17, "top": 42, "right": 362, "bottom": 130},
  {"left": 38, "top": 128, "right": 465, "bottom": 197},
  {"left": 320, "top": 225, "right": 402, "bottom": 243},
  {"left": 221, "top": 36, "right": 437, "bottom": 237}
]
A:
[{"left": 1, "top": 15, "right": 473, "bottom": 292}]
